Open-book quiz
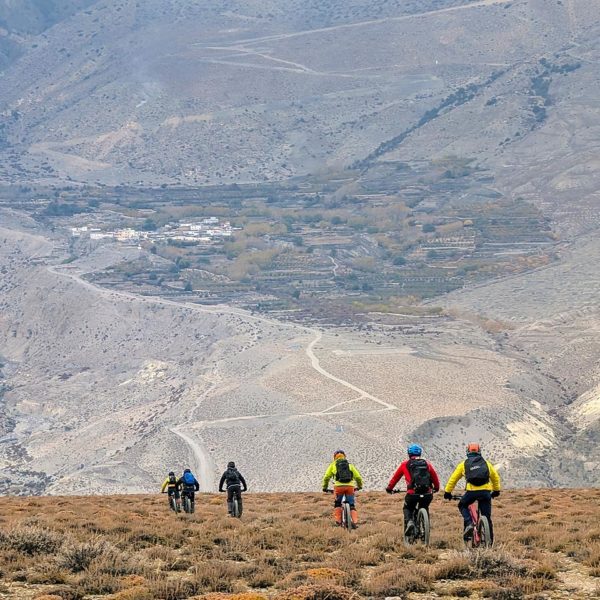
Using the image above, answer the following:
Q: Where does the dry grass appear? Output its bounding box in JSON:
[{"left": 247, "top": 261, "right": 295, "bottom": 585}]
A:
[{"left": 0, "top": 490, "right": 597, "bottom": 599}]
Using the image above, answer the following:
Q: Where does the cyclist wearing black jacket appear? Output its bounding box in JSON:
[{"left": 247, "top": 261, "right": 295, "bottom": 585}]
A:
[{"left": 219, "top": 461, "right": 247, "bottom": 516}]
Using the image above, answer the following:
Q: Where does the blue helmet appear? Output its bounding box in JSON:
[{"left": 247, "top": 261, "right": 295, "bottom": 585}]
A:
[{"left": 407, "top": 444, "right": 422, "bottom": 457}]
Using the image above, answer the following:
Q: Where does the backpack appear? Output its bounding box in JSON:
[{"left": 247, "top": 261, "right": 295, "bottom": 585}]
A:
[
  {"left": 225, "top": 468, "right": 240, "bottom": 486},
  {"left": 168, "top": 474, "right": 177, "bottom": 486},
  {"left": 335, "top": 458, "right": 353, "bottom": 484},
  {"left": 464, "top": 456, "right": 490, "bottom": 486},
  {"left": 183, "top": 471, "right": 195, "bottom": 486},
  {"left": 407, "top": 458, "right": 432, "bottom": 493}
]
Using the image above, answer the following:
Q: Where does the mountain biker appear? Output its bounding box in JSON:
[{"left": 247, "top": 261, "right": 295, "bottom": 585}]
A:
[
  {"left": 160, "top": 471, "right": 182, "bottom": 510},
  {"left": 218, "top": 461, "right": 247, "bottom": 516},
  {"left": 178, "top": 468, "right": 200, "bottom": 509},
  {"left": 322, "top": 450, "right": 363, "bottom": 527},
  {"left": 385, "top": 443, "right": 440, "bottom": 536},
  {"left": 443, "top": 442, "right": 501, "bottom": 543}
]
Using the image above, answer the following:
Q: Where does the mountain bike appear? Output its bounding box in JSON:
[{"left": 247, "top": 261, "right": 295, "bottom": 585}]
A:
[
  {"left": 452, "top": 495, "right": 491, "bottom": 548},
  {"left": 391, "top": 490, "right": 430, "bottom": 546},
  {"left": 162, "top": 491, "right": 181, "bottom": 513},
  {"left": 327, "top": 489, "right": 357, "bottom": 532},
  {"left": 181, "top": 490, "right": 195, "bottom": 514}
]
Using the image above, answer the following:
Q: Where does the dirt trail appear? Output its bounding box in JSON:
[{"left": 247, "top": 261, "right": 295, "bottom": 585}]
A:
[
  {"left": 198, "top": 0, "right": 512, "bottom": 48},
  {"left": 46, "top": 264, "right": 396, "bottom": 489}
]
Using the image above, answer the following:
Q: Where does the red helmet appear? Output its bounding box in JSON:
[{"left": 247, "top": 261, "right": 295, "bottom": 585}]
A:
[{"left": 467, "top": 442, "right": 481, "bottom": 454}]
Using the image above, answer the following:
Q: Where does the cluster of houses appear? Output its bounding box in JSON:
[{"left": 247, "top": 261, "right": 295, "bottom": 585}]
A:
[{"left": 70, "top": 217, "right": 234, "bottom": 245}]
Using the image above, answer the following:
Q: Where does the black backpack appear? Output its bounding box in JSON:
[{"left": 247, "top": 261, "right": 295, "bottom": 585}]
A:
[
  {"left": 225, "top": 468, "right": 240, "bottom": 486},
  {"left": 335, "top": 458, "right": 353, "bottom": 483},
  {"left": 407, "top": 458, "right": 432, "bottom": 493},
  {"left": 464, "top": 455, "right": 490, "bottom": 486},
  {"left": 168, "top": 474, "right": 177, "bottom": 486}
]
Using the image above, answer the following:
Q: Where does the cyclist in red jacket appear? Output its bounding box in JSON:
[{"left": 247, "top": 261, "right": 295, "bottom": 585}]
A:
[{"left": 386, "top": 444, "right": 440, "bottom": 536}]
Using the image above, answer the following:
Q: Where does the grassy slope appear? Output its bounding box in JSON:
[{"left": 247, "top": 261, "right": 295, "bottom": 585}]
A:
[{"left": 0, "top": 490, "right": 598, "bottom": 600}]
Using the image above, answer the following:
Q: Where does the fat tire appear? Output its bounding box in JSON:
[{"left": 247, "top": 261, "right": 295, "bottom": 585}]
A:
[
  {"left": 343, "top": 503, "right": 353, "bottom": 532},
  {"left": 233, "top": 497, "right": 240, "bottom": 518},
  {"left": 169, "top": 496, "right": 177, "bottom": 513},
  {"left": 478, "top": 515, "right": 491, "bottom": 548},
  {"left": 417, "top": 508, "right": 430, "bottom": 546},
  {"left": 183, "top": 496, "right": 192, "bottom": 514}
]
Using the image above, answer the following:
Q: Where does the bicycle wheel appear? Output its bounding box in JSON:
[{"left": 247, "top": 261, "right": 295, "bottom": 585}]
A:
[
  {"left": 417, "top": 508, "right": 430, "bottom": 546},
  {"left": 169, "top": 496, "right": 177, "bottom": 512},
  {"left": 343, "top": 503, "right": 353, "bottom": 531},
  {"left": 233, "top": 497, "right": 240, "bottom": 518},
  {"left": 183, "top": 496, "right": 192, "bottom": 514},
  {"left": 477, "top": 515, "right": 491, "bottom": 548}
]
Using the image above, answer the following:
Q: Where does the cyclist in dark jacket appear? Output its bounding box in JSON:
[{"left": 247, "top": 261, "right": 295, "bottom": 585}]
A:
[
  {"left": 386, "top": 444, "right": 440, "bottom": 536},
  {"left": 178, "top": 468, "right": 200, "bottom": 505},
  {"left": 219, "top": 461, "right": 247, "bottom": 516}
]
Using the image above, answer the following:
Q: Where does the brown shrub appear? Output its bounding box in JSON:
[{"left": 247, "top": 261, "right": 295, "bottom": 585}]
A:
[
  {"left": 26, "top": 564, "right": 69, "bottom": 584},
  {"left": 109, "top": 588, "right": 154, "bottom": 600},
  {"left": 361, "top": 564, "right": 433, "bottom": 596},
  {"left": 33, "top": 586, "right": 84, "bottom": 600},
  {"left": 435, "top": 556, "right": 472, "bottom": 580},
  {"left": 56, "top": 538, "right": 113, "bottom": 572},
  {"left": 0, "top": 526, "right": 63, "bottom": 555},
  {"left": 147, "top": 577, "right": 200, "bottom": 600},
  {"left": 274, "top": 584, "right": 357, "bottom": 600},
  {"left": 76, "top": 568, "right": 122, "bottom": 594}
]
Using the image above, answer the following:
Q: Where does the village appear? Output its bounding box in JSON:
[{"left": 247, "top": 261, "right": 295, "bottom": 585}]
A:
[{"left": 70, "top": 217, "right": 234, "bottom": 245}]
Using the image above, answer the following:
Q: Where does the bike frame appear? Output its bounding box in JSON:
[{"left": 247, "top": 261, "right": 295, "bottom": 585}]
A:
[
  {"left": 467, "top": 502, "right": 482, "bottom": 545},
  {"left": 451, "top": 494, "right": 489, "bottom": 547}
]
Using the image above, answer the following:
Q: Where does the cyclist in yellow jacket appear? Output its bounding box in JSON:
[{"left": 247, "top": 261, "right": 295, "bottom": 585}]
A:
[
  {"left": 444, "top": 443, "right": 501, "bottom": 542},
  {"left": 160, "top": 471, "right": 182, "bottom": 511},
  {"left": 322, "top": 450, "right": 363, "bottom": 526}
]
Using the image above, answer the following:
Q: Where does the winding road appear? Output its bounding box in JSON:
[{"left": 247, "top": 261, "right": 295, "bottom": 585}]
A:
[{"left": 47, "top": 263, "right": 397, "bottom": 490}]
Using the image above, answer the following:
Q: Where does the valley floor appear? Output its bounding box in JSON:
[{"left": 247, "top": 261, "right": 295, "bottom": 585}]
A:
[{"left": 0, "top": 489, "right": 598, "bottom": 599}]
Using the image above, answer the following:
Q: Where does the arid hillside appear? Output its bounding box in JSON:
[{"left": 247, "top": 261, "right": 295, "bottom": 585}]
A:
[
  {"left": 3, "top": 212, "right": 598, "bottom": 495},
  {"left": 0, "top": 490, "right": 598, "bottom": 599},
  {"left": 0, "top": 0, "right": 599, "bottom": 191}
]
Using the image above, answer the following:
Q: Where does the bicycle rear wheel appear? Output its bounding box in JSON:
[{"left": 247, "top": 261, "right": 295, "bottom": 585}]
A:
[
  {"left": 343, "top": 502, "right": 353, "bottom": 531},
  {"left": 477, "top": 515, "right": 491, "bottom": 548},
  {"left": 169, "top": 496, "right": 177, "bottom": 512},
  {"left": 183, "top": 496, "right": 192, "bottom": 514},
  {"left": 233, "top": 497, "right": 240, "bottom": 518},
  {"left": 417, "top": 508, "right": 430, "bottom": 546}
]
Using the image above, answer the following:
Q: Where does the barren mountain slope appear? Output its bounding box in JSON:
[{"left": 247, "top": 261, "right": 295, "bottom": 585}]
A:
[
  {"left": 1, "top": 215, "right": 584, "bottom": 493},
  {"left": 1, "top": 0, "right": 598, "bottom": 186}
]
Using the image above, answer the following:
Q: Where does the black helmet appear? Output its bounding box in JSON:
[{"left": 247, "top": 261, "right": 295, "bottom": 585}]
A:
[
  {"left": 227, "top": 461, "right": 235, "bottom": 469},
  {"left": 183, "top": 468, "right": 191, "bottom": 473},
  {"left": 168, "top": 471, "right": 175, "bottom": 476}
]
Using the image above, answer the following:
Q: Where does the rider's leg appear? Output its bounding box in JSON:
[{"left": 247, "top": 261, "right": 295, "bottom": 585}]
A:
[
  {"left": 333, "top": 490, "right": 343, "bottom": 525},
  {"left": 227, "top": 486, "right": 234, "bottom": 515},
  {"left": 403, "top": 494, "right": 418, "bottom": 532},
  {"left": 458, "top": 491, "right": 477, "bottom": 527},
  {"left": 458, "top": 491, "right": 478, "bottom": 538}
]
